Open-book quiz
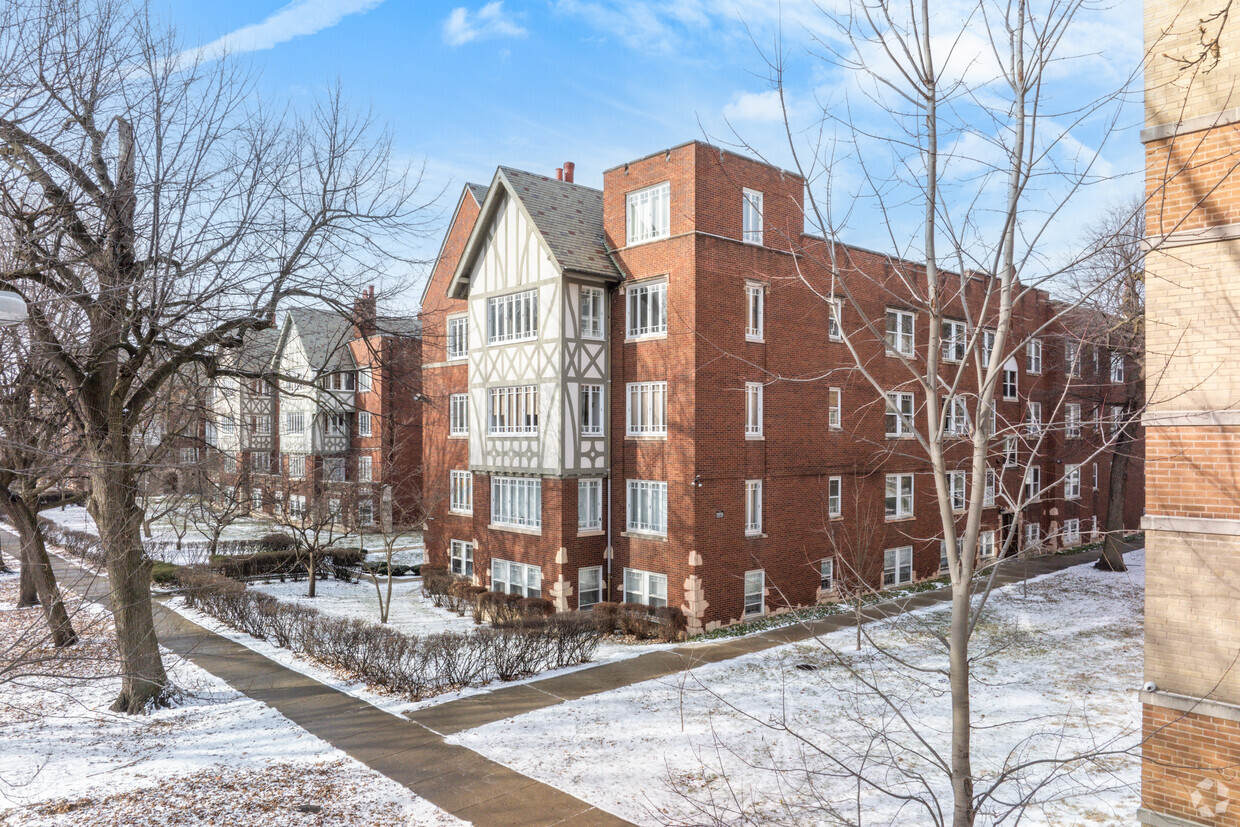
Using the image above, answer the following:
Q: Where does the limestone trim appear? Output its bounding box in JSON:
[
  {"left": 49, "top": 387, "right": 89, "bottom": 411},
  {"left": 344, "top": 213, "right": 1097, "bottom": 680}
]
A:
[
  {"left": 1142, "top": 514, "right": 1240, "bottom": 536},
  {"left": 1141, "top": 688, "right": 1240, "bottom": 725},
  {"left": 1137, "top": 807, "right": 1213, "bottom": 827},
  {"left": 1142, "top": 410, "right": 1240, "bottom": 427},
  {"left": 1141, "top": 106, "right": 1240, "bottom": 144},
  {"left": 1146, "top": 222, "right": 1240, "bottom": 250}
]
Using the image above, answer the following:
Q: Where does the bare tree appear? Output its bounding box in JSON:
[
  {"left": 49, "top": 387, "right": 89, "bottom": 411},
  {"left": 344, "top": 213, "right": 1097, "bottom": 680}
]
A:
[
  {"left": 822, "top": 476, "right": 886, "bottom": 652},
  {"left": 0, "top": 0, "right": 432, "bottom": 712},
  {"left": 270, "top": 478, "right": 356, "bottom": 599}
]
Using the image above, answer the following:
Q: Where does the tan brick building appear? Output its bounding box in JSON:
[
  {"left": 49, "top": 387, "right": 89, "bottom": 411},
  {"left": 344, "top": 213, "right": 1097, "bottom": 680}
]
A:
[
  {"left": 1142, "top": 2, "right": 1240, "bottom": 824},
  {"left": 421, "top": 141, "right": 1142, "bottom": 631}
]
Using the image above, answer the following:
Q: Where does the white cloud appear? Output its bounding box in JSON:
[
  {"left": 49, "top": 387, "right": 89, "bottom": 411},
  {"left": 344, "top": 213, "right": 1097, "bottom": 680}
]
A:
[
  {"left": 722, "top": 89, "right": 787, "bottom": 123},
  {"left": 178, "top": 0, "right": 386, "bottom": 65},
  {"left": 442, "top": 2, "right": 527, "bottom": 47}
]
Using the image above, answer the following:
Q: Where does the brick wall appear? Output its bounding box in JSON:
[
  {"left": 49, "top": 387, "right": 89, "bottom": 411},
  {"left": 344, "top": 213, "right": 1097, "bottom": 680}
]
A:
[{"left": 1143, "top": 703, "right": 1240, "bottom": 825}]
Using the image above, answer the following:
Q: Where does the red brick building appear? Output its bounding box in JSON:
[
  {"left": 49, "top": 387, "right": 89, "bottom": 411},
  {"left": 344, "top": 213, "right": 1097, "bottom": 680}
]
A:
[{"left": 421, "top": 142, "right": 1143, "bottom": 632}]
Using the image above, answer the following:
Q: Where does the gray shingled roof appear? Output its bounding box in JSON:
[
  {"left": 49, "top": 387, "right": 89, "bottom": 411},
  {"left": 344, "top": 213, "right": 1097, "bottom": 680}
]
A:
[
  {"left": 497, "top": 167, "right": 621, "bottom": 280},
  {"left": 287, "top": 308, "right": 357, "bottom": 372},
  {"left": 375, "top": 315, "right": 422, "bottom": 338},
  {"left": 467, "top": 183, "right": 489, "bottom": 205},
  {"left": 234, "top": 326, "right": 280, "bottom": 373}
]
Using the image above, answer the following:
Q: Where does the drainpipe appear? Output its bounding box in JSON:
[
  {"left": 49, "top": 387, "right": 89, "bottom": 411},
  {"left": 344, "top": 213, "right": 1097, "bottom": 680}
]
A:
[{"left": 605, "top": 476, "right": 613, "bottom": 602}]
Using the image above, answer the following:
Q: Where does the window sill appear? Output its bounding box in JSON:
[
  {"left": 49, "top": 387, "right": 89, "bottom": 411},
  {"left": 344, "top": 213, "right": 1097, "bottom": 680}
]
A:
[
  {"left": 622, "top": 235, "right": 671, "bottom": 250},
  {"left": 577, "top": 528, "right": 605, "bottom": 537},
  {"left": 886, "top": 434, "right": 916, "bottom": 440},
  {"left": 625, "top": 333, "right": 668, "bottom": 343},
  {"left": 745, "top": 434, "right": 764, "bottom": 441},
  {"left": 448, "top": 434, "right": 467, "bottom": 440},
  {"left": 487, "top": 524, "right": 542, "bottom": 536},
  {"left": 621, "top": 531, "right": 668, "bottom": 542},
  {"left": 449, "top": 510, "right": 473, "bottom": 518},
  {"left": 745, "top": 336, "right": 764, "bottom": 344},
  {"left": 885, "top": 515, "right": 916, "bottom": 523},
  {"left": 581, "top": 431, "right": 605, "bottom": 439},
  {"left": 625, "top": 433, "right": 668, "bottom": 441},
  {"left": 1028, "top": 371, "right": 1042, "bottom": 376},
  {"left": 745, "top": 532, "right": 768, "bottom": 539}
]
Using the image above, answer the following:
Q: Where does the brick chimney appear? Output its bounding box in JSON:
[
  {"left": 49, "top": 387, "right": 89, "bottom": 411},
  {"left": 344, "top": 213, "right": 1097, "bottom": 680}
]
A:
[
  {"left": 563, "top": 161, "right": 575, "bottom": 183},
  {"left": 555, "top": 168, "right": 563, "bottom": 181},
  {"left": 353, "top": 285, "right": 377, "bottom": 338}
]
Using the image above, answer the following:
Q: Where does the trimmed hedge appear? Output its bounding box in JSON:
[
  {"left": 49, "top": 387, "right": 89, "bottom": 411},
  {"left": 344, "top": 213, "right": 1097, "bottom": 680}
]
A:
[
  {"left": 208, "top": 547, "right": 365, "bottom": 580},
  {"left": 181, "top": 569, "right": 603, "bottom": 699}
]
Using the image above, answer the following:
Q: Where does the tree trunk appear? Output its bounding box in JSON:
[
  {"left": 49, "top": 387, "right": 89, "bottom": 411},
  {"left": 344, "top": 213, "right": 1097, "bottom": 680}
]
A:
[
  {"left": 950, "top": 584, "right": 975, "bottom": 826},
  {"left": 307, "top": 552, "right": 317, "bottom": 598},
  {"left": 17, "top": 538, "right": 39, "bottom": 608},
  {"left": 9, "top": 500, "right": 77, "bottom": 647},
  {"left": 92, "top": 469, "right": 170, "bottom": 713},
  {"left": 1096, "top": 427, "right": 1132, "bottom": 572}
]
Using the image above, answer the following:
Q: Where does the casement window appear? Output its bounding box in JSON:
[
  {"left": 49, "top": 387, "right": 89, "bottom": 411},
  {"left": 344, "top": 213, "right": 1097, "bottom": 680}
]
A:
[
  {"left": 626, "top": 479, "right": 668, "bottom": 536},
  {"left": 285, "top": 412, "right": 306, "bottom": 434},
  {"left": 984, "top": 468, "right": 997, "bottom": 507},
  {"left": 944, "top": 395, "right": 969, "bottom": 436},
  {"left": 742, "top": 188, "right": 764, "bottom": 245},
  {"left": 1065, "top": 464, "right": 1081, "bottom": 500},
  {"left": 1092, "top": 462, "right": 1099, "bottom": 490},
  {"left": 743, "top": 569, "right": 766, "bottom": 615},
  {"left": 221, "top": 453, "right": 237, "bottom": 474},
  {"left": 1023, "top": 522, "right": 1041, "bottom": 551},
  {"left": 1066, "top": 341, "right": 1081, "bottom": 377},
  {"left": 626, "top": 381, "right": 667, "bottom": 436},
  {"left": 745, "top": 282, "right": 764, "bottom": 341},
  {"left": 358, "top": 367, "right": 373, "bottom": 393},
  {"left": 1002, "top": 368, "right": 1018, "bottom": 401},
  {"left": 578, "top": 566, "right": 603, "bottom": 610},
  {"left": 358, "top": 499, "right": 374, "bottom": 526},
  {"left": 578, "top": 479, "right": 603, "bottom": 531},
  {"left": 827, "top": 476, "right": 842, "bottom": 518},
  {"left": 828, "top": 388, "right": 842, "bottom": 429},
  {"left": 1093, "top": 346, "right": 1101, "bottom": 376},
  {"left": 623, "top": 567, "right": 667, "bottom": 608},
  {"left": 358, "top": 455, "right": 373, "bottom": 483},
  {"left": 886, "top": 392, "right": 915, "bottom": 438},
  {"left": 820, "top": 558, "right": 835, "bottom": 591},
  {"left": 580, "top": 384, "right": 604, "bottom": 436},
  {"left": 245, "top": 377, "right": 271, "bottom": 396},
  {"left": 447, "top": 315, "right": 469, "bottom": 359},
  {"left": 979, "top": 530, "right": 996, "bottom": 559},
  {"left": 1110, "top": 405, "right": 1124, "bottom": 434},
  {"left": 1027, "top": 338, "right": 1043, "bottom": 374},
  {"left": 252, "top": 416, "right": 272, "bottom": 436},
  {"left": 487, "top": 290, "right": 539, "bottom": 344},
  {"left": 328, "top": 497, "right": 342, "bottom": 521},
  {"left": 488, "top": 385, "right": 539, "bottom": 435},
  {"left": 941, "top": 320, "right": 968, "bottom": 362},
  {"left": 326, "top": 413, "right": 348, "bottom": 437},
  {"left": 251, "top": 452, "right": 271, "bottom": 474},
  {"left": 1024, "top": 465, "right": 1041, "bottom": 502},
  {"left": 450, "top": 540, "right": 474, "bottom": 577},
  {"left": 450, "top": 470, "right": 472, "bottom": 514},
  {"left": 1064, "top": 517, "right": 1081, "bottom": 546},
  {"left": 251, "top": 487, "right": 263, "bottom": 510},
  {"left": 491, "top": 476, "right": 541, "bottom": 529},
  {"left": 287, "top": 494, "right": 305, "bottom": 518},
  {"left": 449, "top": 393, "right": 469, "bottom": 436},
  {"left": 745, "top": 480, "right": 763, "bottom": 536},
  {"left": 1003, "top": 436, "right": 1018, "bottom": 467},
  {"left": 289, "top": 454, "right": 306, "bottom": 480},
  {"left": 324, "top": 457, "right": 346, "bottom": 482},
  {"left": 180, "top": 447, "right": 199, "bottom": 465},
  {"left": 1110, "top": 352, "right": 1124, "bottom": 383},
  {"left": 883, "top": 546, "right": 914, "bottom": 586},
  {"left": 982, "top": 329, "right": 996, "bottom": 363},
  {"left": 580, "top": 287, "right": 605, "bottom": 340},
  {"left": 940, "top": 537, "right": 964, "bottom": 572},
  {"left": 828, "top": 298, "right": 843, "bottom": 341},
  {"left": 358, "top": 411, "right": 373, "bottom": 438},
  {"left": 886, "top": 473, "right": 914, "bottom": 519},
  {"left": 745, "top": 382, "right": 764, "bottom": 437},
  {"left": 327, "top": 372, "right": 356, "bottom": 391},
  {"left": 886, "top": 309, "right": 915, "bottom": 356},
  {"left": 1065, "top": 403, "right": 1082, "bottom": 438},
  {"left": 626, "top": 280, "right": 668, "bottom": 339},
  {"left": 949, "top": 470, "right": 967, "bottom": 512},
  {"left": 1025, "top": 402, "right": 1042, "bottom": 436},
  {"left": 626, "top": 181, "right": 671, "bottom": 245},
  {"left": 492, "top": 558, "right": 542, "bottom": 598},
  {"left": 219, "top": 416, "right": 236, "bottom": 434}
]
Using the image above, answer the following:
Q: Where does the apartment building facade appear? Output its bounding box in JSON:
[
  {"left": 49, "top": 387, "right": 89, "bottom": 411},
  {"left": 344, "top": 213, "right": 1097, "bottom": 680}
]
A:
[
  {"left": 421, "top": 142, "right": 1142, "bottom": 632},
  {"left": 208, "top": 290, "right": 423, "bottom": 529},
  {"left": 1141, "top": 2, "right": 1240, "bottom": 824}
]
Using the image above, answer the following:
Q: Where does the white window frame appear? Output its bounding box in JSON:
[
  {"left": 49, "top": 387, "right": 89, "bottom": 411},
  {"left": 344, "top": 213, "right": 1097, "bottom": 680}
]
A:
[
  {"left": 288, "top": 454, "right": 306, "bottom": 480},
  {"left": 742, "top": 188, "right": 764, "bottom": 245},
  {"left": 944, "top": 395, "right": 970, "bottom": 436},
  {"left": 287, "top": 493, "right": 305, "bottom": 519},
  {"left": 1065, "top": 403, "right": 1081, "bottom": 438},
  {"left": 1002, "top": 368, "right": 1018, "bottom": 401},
  {"left": 745, "top": 480, "right": 763, "bottom": 536},
  {"left": 1025, "top": 401, "right": 1042, "bottom": 436},
  {"left": 488, "top": 385, "right": 539, "bottom": 436},
  {"left": 449, "top": 393, "right": 469, "bottom": 437},
  {"left": 1065, "top": 464, "right": 1081, "bottom": 500},
  {"left": 1110, "top": 351, "right": 1124, "bottom": 383},
  {"left": 491, "top": 558, "right": 542, "bottom": 598},
  {"left": 358, "top": 367, "right": 373, "bottom": 393},
  {"left": 358, "top": 411, "right": 373, "bottom": 438},
  {"left": 1027, "top": 338, "right": 1043, "bottom": 374},
  {"left": 745, "top": 282, "right": 764, "bottom": 341},
  {"left": 827, "top": 476, "right": 842, "bottom": 518},
  {"left": 820, "top": 558, "right": 835, "bottom": 591},
  {"left": 941, "top": 319, "right": 967, "bottom": 362},
  {"left": 323, "top": 457, "right": 346, "bottom": 483},
  {"left": 625, "top": 181, "right": 671, "bottom": 246},
  {"left": 251, "top": 452, "right": 271, "bottom": 474},
  {"left": 1066, "top": 341, "right": 1081, "bottom": 377},
  {"left": 1024, "top": 465, "right": 1041, "bottom": 503},
  {"left": 1024, "top": 522, "right": 1041, "bottom": 551},
  {"left": 940, "top": 537, "right": 964, "bottom": 572},
  {"left": 578, "top": 566, "right": 603, "bottom": 610},
  {"left": 828, "top": 388, "right": 842, "bottom": 430},
  {"left": 948, "top": 470, "right": 967, "bottom": 512},
  {"left": 984, "top": 468, "right": 997, "bottom": 507},
  {"left": 743, "top": 569, "right": 766, "bottom": 615},
  {"left": 326, "top": 413, "right": 348, "bottom": 438},
  {"left": 886, "top": 473, "right": 914, "bottom": 520},
  {"left": 622, "top": 567, "right": 668, "bottom": 608},
  {"left": 982, "top": 329, "right": 996, "bottom": 363},
  {"left": 580, "top": 286, "right": 605, "bottom": 340},
  {"left": 580, "top": 384, "right": 604, "bottom": 436},
  {"left": 886, "top": 392, "right": 915, "bottom": 438},
  {"left": 884, "top": 546, "right": 914, "bottom": 587},
  {"left": 626, "top": 480, "right": 668, "bottom": 536},
  {"left": 1111, "top": 405, "right": 1125, "bottom": 434},
  {"left": 490, "top": 476, "right": 541, "bottom": 530},
  {"left": 450, "top": 469, "right": 473, "bottom": 515},
  {"left": 358, "top": 498, "right": 374, "bottom": 526},
  {"left": 1003, "top": 436, "right": 1018, "bottom": 468},
  {"left": 1064, "top": 518, "right": 1081, "bottom": 546},
  {"left": 358, "top": 454, "right": 373, "bottom": 483},
  {"left": 450, "top": 539, "right": 474, "bottom": 577},
  {"left": 1092, "top": 462, "right": 1099, "bottom": 490},
  {"left": 251, "top": 487, "right": 263, "bottom": 510},
  {"left": 626, "top": 381, "right": 667, "bottom": 436},
  {"left": 578, "top": 479, "right": 603, "bottom": 532},
  {"left": 625, "top": 280, "right": 668, "bottom": 339},
  {"left": 285, "top": 411, "right": 305, "bottom": 434},
  {"left": 979, "top": 530, "right": 996, "bottom": 559},
  {"left": 487, "top": 289, "right": 539, "bottom": 345},
  {"left": 745, "top": 382, "right": 763, "bottom": 438},
  {"left": 886, "top": 308, "right": 915, "bottom": 357},
  {"left": 828, "top": 298, "right": 843, "bottom": 341},
  {"left": 447, "top": 315, "right": 469, "bottom": 360}
]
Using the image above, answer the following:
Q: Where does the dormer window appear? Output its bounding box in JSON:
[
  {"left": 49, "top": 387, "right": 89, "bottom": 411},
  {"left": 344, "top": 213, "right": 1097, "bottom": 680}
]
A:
[
  {"left": 326, "top": 372, "right": 355, "bottom": 391},
  {"left": 626, "top": 182, "right": 670, "bottom": 245}
]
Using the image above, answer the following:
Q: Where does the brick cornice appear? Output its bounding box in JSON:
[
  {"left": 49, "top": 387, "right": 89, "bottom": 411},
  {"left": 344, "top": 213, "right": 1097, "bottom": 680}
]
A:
[
  {"left": 1142, "top": 106, "right": 1240, "bottom": 144},
  {"left": 1142, "top": 514, "right": 1240, "bottom": 535},
  {"left": 1142, "top": 688, "right": 1240, "bottom": 724},
  {"left": 1145, "top": 222, "right": 1240, "bottom": 250}
]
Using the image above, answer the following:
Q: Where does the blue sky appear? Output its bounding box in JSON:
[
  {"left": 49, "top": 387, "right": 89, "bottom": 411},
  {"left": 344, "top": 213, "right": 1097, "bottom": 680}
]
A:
[{"left": 153, "top": 0, "right": 1146, "bottom": 301}]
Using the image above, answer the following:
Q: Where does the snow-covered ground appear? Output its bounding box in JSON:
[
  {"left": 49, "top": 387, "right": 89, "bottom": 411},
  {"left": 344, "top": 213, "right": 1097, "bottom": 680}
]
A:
[
  {"left": 448, "top": 553, "right": 1147, "bottom": 826},
  {"left": 0, "top": 574, "right": 461, "bottom": 826},
  {"left": 250, "top": 576, "right": 477, "bottom": 637}
]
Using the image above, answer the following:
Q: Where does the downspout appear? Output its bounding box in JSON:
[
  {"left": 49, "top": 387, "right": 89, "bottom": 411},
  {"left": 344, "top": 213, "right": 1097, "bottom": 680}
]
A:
[{"left": 606, "top": 476, "right": 613, "bottom": 602}]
